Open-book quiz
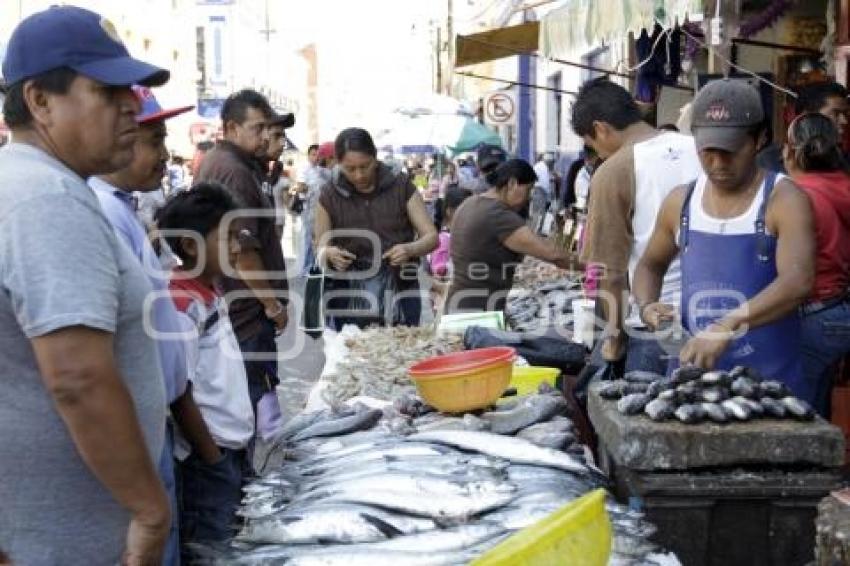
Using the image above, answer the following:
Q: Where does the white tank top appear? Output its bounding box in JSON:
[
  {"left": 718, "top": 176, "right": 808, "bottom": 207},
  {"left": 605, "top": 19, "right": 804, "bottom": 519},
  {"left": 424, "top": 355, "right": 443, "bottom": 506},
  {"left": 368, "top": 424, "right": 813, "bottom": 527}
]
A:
[
  {"left": 628, "top": 132, "right": 703, "bottom": 327},
  {"left": 687, "top": 173, "right": 783, "bottom": 236}
]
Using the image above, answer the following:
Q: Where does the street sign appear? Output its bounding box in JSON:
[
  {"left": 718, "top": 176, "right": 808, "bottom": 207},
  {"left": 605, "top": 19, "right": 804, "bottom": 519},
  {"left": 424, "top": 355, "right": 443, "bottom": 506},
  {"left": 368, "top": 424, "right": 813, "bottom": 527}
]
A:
[{"left": 484, "top": 91, "right": 516, "bottom": 127}]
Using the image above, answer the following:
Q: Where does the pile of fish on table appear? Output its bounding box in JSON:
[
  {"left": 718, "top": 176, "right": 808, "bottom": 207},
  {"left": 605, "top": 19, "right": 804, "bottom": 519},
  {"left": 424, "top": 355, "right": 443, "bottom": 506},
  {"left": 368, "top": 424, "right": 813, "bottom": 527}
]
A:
[
  {"left": 504, "top": 257, "right": 584, "bottom": 332},
  {"left": 505, "top": 277, "right": 585, "bottom": 332},
  {"left": 600, "top": 366, "right": 816, "bottom": 424},
  {"left": 194, "top": 386, "right": 665, "bottom": 565},
  {"left": 321, "top": 326, "right": 464, "bottom": 406}
]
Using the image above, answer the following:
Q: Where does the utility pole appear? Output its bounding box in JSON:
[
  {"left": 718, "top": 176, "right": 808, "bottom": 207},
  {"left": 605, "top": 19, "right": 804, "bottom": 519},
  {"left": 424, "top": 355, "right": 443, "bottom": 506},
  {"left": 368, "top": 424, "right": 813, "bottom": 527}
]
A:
[
  {"left": 436, "top": 25, "right": 443, "bottom": 94},
  {"left": 259, "top": 0, "right": 276, "bottom": 105},
  {"left": 446, "top": 0, "right": 453, "bottom": 96}
]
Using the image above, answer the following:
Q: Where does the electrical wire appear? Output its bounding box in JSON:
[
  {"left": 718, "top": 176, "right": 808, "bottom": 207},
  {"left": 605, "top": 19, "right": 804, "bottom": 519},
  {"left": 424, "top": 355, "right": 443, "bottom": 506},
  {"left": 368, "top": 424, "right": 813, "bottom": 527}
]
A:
[
  {"left": 624, "top": 27, "right": 672, "bottom": 73},
  {"left": 676, "top": 20, "right": 799, "bottom": 98}
]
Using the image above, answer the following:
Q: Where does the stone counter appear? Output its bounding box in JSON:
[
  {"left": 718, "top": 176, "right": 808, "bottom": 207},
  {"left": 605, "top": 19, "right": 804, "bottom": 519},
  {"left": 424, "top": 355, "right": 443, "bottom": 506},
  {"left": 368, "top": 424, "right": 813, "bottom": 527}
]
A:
[{"left": 588, "top": 382, "right": 845, "bottom": 471}]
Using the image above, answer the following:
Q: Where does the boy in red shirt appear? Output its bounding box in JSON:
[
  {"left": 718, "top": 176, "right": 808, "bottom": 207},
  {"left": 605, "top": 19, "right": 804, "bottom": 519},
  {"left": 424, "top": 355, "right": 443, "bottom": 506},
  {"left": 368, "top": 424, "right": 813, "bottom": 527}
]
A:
[{"left": 155, "top": 184, "right": 256, "bottom": 555}]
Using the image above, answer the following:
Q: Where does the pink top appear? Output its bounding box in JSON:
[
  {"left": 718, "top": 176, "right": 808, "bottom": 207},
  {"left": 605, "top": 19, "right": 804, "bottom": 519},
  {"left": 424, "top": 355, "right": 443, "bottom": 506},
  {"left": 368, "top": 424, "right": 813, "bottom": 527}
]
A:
[{"left": 430, "top": 230, "right": 452, "bottom": 276}]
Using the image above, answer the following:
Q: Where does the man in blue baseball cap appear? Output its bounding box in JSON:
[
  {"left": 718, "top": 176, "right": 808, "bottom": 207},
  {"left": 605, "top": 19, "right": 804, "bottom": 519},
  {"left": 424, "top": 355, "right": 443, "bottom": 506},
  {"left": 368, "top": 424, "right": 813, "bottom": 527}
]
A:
[{"left": 0, "top": 6, "right": 173, "bottom": 565}]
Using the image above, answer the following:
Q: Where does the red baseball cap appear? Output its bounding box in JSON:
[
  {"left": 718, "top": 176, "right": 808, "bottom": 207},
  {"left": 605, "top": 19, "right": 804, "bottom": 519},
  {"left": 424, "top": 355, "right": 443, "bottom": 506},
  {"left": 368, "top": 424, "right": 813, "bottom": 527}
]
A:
[
  {"left": 317, "top": 141, "right": 335, "bottom": 160},
  {"left": 132, "top": 85, "right": 194, "bottom": 124}
]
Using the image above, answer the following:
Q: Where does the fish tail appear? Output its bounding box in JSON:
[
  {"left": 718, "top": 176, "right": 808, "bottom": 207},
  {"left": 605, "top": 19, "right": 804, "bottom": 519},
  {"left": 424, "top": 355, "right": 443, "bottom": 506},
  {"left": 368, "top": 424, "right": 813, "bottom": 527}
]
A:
[{"left": 360, "top": 513, "right": 405, "bottom": 538}]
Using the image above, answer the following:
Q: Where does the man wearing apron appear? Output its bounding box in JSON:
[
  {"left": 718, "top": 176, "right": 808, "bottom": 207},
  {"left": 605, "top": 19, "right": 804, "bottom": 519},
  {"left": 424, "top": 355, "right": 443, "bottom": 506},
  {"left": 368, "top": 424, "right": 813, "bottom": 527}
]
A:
[{"left": 632, "top": 79, "right": 816, "bottom": 401}]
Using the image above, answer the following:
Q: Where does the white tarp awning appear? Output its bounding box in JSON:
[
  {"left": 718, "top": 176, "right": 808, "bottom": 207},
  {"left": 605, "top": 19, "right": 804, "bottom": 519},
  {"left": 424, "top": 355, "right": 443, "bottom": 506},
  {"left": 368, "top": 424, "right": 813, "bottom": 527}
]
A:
[{"left": 541, "top": 0, "right": 704, "bottom": 59}]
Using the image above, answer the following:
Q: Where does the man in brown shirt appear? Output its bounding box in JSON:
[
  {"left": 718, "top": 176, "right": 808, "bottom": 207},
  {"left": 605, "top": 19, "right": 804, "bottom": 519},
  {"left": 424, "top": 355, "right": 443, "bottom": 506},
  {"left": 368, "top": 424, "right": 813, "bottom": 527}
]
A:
[
  {"left": 196, "top": 89, "right": 288, "bottom": 407},
  {"left": 571, "top": 78, "right": 701, "bottom": 375}
]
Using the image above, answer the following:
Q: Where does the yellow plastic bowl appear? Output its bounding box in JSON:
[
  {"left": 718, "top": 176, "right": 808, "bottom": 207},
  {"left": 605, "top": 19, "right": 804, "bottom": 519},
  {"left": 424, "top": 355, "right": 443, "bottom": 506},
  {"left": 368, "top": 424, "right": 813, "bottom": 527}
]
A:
[
  {"left": 409, "top": 347, "right": 516, "bottom": 413},
  {"left": 471, "top": 489, "right": 612, "bottom": 566}
]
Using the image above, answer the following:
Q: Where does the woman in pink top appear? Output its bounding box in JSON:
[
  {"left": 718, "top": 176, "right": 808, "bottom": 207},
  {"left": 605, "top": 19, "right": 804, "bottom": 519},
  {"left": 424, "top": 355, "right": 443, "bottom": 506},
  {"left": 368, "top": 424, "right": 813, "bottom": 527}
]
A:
[{"left": 784, "top": 112, "right": 850, "bottom": 417}]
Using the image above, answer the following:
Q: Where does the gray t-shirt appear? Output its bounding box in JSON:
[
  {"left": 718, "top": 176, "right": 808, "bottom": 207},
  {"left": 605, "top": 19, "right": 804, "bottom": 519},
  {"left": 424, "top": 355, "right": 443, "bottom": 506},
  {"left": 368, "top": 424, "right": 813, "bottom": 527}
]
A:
[{"left": 0, "top": 143, "right": 166, "bottom": 565}]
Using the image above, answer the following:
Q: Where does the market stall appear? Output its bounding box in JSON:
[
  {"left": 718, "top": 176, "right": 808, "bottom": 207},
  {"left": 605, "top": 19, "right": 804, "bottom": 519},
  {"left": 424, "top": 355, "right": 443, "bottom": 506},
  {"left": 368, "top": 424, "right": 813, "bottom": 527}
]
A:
[{"left": 588, "top": 369, "right": 846, "bottom": 566}]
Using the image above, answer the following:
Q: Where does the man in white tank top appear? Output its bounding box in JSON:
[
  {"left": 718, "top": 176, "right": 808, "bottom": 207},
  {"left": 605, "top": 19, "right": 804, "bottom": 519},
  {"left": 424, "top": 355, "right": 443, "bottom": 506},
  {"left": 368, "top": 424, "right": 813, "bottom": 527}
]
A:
[
  {"left": 571, "top": 78, "right": 701, "bottom": 375},
  {"left": 632, "top": 79, "right": 815, "bottom": 396}
]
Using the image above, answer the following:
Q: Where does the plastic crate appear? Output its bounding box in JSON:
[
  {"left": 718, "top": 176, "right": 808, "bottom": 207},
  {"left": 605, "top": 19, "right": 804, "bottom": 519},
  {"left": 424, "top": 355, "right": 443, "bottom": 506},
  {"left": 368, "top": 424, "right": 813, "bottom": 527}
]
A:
[{"left": 471, "top": 489, "right": 611, "bottom": 566}]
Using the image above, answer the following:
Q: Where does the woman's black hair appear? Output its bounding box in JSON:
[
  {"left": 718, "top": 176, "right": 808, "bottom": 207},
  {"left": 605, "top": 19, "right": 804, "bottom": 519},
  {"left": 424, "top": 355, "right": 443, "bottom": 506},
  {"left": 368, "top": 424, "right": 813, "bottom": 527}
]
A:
[
  {"left": 485, "top": 158, "right": 537, "bottom": 188},
  {"left": 334, "top": 127, "right": 377, "bottom": 160},
  {"left": 444, "top": 186, "right": 472, "bottom": 211},
  {"left": 154, "top": 182, "right": 237, "bottom": 262},
  {"left": 788, "top": 112, "right": 849, "bottom": 173}
]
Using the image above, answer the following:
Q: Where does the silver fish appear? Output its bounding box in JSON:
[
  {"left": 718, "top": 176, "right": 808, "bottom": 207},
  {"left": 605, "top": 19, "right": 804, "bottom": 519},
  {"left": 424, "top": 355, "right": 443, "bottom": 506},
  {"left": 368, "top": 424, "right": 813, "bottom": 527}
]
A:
[
  {"left": 337, "top": 522, "right": 506, "bottom": 553},
  {"left": 283, "top": 548, "right": 481, "bottom": 566},
  {"left": 320, "top": 486, "right": 516, "bottom": 522},
  {"left": 293, "top": 443, "right": 458, "bottom": 475},
  {"left": 295, "top": 471, "right": 515, "bottom": 504},
  {"left": 408, "top": 430, "right": 603, "bottom": 481},
  {"left": 292, "top": 408, "right": 383, "bottom": 442},
  {"left": 235, "top": 507, "right": 404, "bottom": 545}
]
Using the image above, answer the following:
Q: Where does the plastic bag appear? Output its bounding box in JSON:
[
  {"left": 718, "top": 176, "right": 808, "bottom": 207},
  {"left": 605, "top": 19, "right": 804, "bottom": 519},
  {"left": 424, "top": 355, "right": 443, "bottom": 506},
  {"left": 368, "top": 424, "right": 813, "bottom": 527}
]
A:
[
  {"left": 256, "top": 390, "right": 283, "bottom": 441},
  {"left": 463, "top": 326, "right": 586, "bottom": 374},
  {"left": 328, "top": 263, "right": 400, "bottom": 329}
]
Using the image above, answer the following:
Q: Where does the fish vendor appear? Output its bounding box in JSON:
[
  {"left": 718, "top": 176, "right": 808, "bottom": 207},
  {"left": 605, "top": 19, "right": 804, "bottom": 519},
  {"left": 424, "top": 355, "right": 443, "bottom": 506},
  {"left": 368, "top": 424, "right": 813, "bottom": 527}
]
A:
[
  {"left": 446, "top": 159, "right": 577, "bottom": 313},
  {"left": 633, "top": 79, "right": 816, "bottom": 401}
]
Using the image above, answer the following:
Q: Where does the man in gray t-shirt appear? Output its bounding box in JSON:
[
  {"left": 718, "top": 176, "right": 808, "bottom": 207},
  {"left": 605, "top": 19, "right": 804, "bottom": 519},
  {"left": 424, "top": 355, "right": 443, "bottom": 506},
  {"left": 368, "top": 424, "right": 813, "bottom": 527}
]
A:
[{"left": 0, "top": 6, "right": 173, "bottom": 565}]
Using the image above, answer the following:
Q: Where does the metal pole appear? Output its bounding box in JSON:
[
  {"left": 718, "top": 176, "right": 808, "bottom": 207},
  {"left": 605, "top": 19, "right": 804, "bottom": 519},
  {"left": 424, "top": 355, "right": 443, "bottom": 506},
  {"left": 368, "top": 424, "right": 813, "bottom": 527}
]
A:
[
  {"left": 446, "top": 0, "right": 453, "bottom": 96},
  {"left": 517, "top": 9, "right": 534, "bottom": 161},
  {"left": 436, "top": 26, "right": 443, "bottom": 94}
]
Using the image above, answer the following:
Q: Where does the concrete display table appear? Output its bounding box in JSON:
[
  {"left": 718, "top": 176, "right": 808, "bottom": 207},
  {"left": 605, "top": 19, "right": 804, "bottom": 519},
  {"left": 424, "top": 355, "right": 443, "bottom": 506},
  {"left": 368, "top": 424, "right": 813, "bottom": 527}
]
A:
[
  {"left": 588, "top": 383, "right": 845, "bottom": 471},
  {"left": 588, "top": 383, "right": 846, "bottom": 566}
]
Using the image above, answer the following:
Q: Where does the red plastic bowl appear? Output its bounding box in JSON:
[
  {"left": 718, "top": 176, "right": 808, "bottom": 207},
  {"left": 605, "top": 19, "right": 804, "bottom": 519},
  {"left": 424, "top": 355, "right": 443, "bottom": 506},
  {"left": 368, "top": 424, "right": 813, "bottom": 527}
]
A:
[
  {"left": 409, "top": 347, "right": 517, "bottom": 378},
  {"left": 409, "top": 347, "right": 516, "bottom": 412}
]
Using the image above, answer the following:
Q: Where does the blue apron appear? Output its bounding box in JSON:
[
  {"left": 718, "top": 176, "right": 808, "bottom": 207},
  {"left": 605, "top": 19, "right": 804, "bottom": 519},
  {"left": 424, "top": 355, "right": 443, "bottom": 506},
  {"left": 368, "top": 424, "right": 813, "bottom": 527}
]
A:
[{"left": 675, "top": 172, "right": 808, "bottom": 400}]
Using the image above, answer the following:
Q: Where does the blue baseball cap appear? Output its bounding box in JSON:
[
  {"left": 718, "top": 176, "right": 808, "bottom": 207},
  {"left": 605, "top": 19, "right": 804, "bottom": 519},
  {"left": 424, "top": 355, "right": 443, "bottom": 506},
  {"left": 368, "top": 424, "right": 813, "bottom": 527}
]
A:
[
  {"left": 2, "top": 6, "right": 169, "bottom": 87},
  {"left": 132, "top": 86, "right": 193, "bottom": 124}
]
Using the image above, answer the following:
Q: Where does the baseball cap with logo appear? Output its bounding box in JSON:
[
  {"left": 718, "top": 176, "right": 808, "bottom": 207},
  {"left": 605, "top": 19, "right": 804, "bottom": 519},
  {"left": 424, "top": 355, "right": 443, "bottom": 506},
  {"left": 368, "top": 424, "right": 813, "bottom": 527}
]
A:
[
  {"left": 132, "top": 86, "right": 193, "bottom": 124},
  {"left": 691, "top": 79, "right": 764, "bottom": 152},
  {"left": 2, "top": 5, "right": 169, "bottom": 87},
  {"left": 477, "top": 143, "right": 508, "bottom": 171}
]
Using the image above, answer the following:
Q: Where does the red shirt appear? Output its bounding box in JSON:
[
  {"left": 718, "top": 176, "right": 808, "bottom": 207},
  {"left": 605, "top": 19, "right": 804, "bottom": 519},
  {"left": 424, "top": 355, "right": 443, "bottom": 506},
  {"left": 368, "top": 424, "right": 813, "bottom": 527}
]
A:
[{"left": 794, "top": 171, "right": 850, "bottom": 302}]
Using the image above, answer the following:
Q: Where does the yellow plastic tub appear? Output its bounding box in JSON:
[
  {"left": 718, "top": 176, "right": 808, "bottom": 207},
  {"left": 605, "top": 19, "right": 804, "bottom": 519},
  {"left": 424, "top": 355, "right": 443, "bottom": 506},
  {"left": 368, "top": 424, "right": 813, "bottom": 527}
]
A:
[
  {"left": 510, "top": 366, "right": 561, "bottom": 397},
  {"left": 471, "top": 489, "right": 611, "bottom": 566}
]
